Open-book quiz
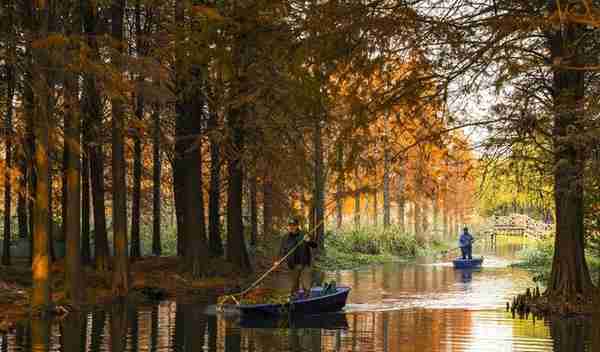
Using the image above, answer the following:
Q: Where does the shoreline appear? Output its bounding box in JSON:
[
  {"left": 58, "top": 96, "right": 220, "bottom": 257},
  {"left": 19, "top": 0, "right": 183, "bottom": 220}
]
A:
[{"left": 0, "top": 255, "right": 276, "bottom": 332}]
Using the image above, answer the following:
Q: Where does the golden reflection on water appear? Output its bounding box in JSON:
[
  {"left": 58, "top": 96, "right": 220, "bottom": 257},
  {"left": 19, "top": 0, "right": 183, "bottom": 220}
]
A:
[{"left": 1, "top": 238, "right": 599, "bottom": 351}]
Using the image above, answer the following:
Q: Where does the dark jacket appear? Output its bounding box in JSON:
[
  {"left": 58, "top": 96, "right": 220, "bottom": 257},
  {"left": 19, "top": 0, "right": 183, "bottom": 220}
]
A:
[
  {"left": 279, "top": 231, "right": 318, "bottom": 269},
  {"left": 459, "top": 231, "right": 474, "bottom": 248}
]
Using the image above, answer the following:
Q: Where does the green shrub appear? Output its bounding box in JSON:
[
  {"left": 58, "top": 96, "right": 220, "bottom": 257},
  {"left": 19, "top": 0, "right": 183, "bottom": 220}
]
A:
[{"left": 317, "top": 225, "right": 424, "bottom": 270}]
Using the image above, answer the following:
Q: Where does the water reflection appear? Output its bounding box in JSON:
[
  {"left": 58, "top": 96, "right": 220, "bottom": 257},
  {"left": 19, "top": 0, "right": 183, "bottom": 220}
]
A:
[{"left": 2, "top": 238, "right": 600, "bottom": 351}]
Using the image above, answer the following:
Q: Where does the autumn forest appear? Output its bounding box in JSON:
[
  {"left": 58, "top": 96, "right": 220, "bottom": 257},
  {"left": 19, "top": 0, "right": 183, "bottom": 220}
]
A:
[{"left": 1, "top": 0, "right": 600, "bottom": 327}]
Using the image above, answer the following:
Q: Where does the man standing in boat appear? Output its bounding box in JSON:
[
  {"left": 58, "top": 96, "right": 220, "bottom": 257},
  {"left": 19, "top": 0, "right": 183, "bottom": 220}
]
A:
[
  {"left": 276, "top": 218, "right": 318, "bottom": 296},
  {"left": 459, "top": 227, "right": 474, "bottom": 260}
]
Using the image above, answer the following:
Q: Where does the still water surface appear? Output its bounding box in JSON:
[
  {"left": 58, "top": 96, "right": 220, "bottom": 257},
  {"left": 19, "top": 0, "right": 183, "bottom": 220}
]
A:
[{"left": 2, "top": 238, "right": 600, "bottom": 351}]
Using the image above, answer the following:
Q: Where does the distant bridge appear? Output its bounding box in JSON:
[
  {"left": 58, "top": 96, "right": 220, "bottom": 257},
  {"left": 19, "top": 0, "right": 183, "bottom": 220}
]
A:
[{"left": 483, "top": 214, "right": 553, "bottom": 239}]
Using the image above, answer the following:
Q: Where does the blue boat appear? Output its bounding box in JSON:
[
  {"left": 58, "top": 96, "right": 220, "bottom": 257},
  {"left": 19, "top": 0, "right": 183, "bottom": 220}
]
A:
[
  {"left": 238, "top": 286, "right": 351, "bottom": 317},
  {"left": 453, "top": 257, "right": 484, "bottom": 269}
]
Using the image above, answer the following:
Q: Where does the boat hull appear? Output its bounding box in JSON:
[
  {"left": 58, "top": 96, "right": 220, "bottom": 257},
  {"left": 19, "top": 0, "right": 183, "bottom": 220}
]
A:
[
  {"left": 238, "top": 286, "right": 351, "bottom": 317},
  {"left": 453, "top": 257, "right": 484, "bottom": 269}
]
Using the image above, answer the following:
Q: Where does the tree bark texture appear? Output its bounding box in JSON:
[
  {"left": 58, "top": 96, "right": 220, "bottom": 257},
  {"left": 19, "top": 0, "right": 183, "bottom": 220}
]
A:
[
  {"left": 152, "top": 106, "right": 162, "bottom": 256},
  {"left": 81, "top": 150, "right": 91, "bottom": 263},
  {"left": 111, "top": 0, "right": 130, "bottom": 297},
  {"left": 63, "top": 1, "right": 83, "bottom": 304},
  {"left": 2, "top": 0, "right": 15, "bottom": 265},
  {"left": 175, "top": 0, "right": 210, "bottom": 277},
  {"left": 547, "top": 17, "right": 594, "bottom": 299},
  {"left": 130, "top": 0, "right": 143, "bottom": 260},
  {"left": 227, "top": 114, "right": 251, "bottom": 272},
  {"left": 208, "top": 112, "right": 222, "bottom": 256},
  {"left": 313, "top": 118, "right": 325, "bottom": 249},
  {"left": 31, "top": 0, "right": 51, "bottom": 310},
  {"left": 82, "top": 0, "right": 109, "bottom": 271},
  {"left": 262, "top": 174, "right": 273, "bottom": 238},
  {"left": 250, "top": 175, "right": 258, "bottom": 246}
]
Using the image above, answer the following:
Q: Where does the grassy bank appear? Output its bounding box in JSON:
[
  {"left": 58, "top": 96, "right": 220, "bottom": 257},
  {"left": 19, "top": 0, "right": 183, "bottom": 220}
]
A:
[
  {"left": 513, "top": 238, "right": 600, "bottom": 284},
  {"left": 316, "top": 225, "right": 443, "bottom": 270}
]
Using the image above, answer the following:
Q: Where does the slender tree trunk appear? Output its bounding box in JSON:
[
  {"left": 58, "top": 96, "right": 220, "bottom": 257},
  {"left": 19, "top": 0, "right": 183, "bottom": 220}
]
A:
[
  {"left": 313, "top": 118, "right": 325, "bottom": 250},
  {"left": 17, "top": 156, "right": 28, "bottom": 240},
  {"left": 250, "top": 175, "right": 258, "bottom": 246},
  {"left": 422, "top": 196, "right": 429, "bottom": 239},
  {"left": 24, "top": 10, "right": 35, "bottom": 264},
  {"left": 227, "top": 114, "right": 251, "bottom": 272},
  {"left": 31, "top": 0, "right": 51, "bottom": 310},
  {"left": 432, "top": 192, "right": 439, "bottom": 240},
  {"left": 373, "top": 191, "right": 378, "bottom": 226},
  {"left": 262, "top": 173, "right": 273, "bottom": 238},
  {"left": 383, "top": 134, "right": 390, "bottom": 228},
  {"left": 354, "top": 190, "right": 360, "bottom": 228},
  {"left": 173, "top": 4, "right": 187, "bottom": 256},
  {"left": 111, "top": 0, "right": 130, "bottom": 297},
  {"left": 152, "top": 106, "right": 161, "bottom": 256},
  {"left": 208, "top": 112, "right": 222, "bottom": 256},
  {"left": 63, "top": 1, "right": 83, "bottom": 304},
  {"left": 81, "top": 150, "right": 91, "bottom": 264},
  {"left": 173, "top": 161, "right": 185, "bottom": 257},
  {"left": 335, "top": 142, "right": 344, "bottom": 229},
  {"left": 2, "top": 0, "right": 15, "bottom": 265},
  {"left": 83, "top": 0, "right": 109, "bottom": 272},
  {"left": 546, "top": 18, "right": 594, "bottom": 299},
  {"left": 130, "top": 0, "right": 143, "bottom": 260}
]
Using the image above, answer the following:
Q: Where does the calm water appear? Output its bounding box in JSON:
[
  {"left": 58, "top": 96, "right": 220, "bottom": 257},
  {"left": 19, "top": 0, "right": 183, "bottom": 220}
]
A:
[{"left": 2, "top": 238, "right": 600, "bottom": 352}]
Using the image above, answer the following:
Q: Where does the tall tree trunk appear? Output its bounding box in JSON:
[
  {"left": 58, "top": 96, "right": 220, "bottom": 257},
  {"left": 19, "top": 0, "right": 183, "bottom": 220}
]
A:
[
  {"left": 174, "top": 0, "right": 210, "bottom": 277},
  {"left": 81, "top": 150, "right": 91, "bottom": 264},
  {"left": 546, "top": 17, "right": 594, "bottom": 299},
  {"left": 2, "top": 0, "right": 15, "bottom": 265},
  {"left": 313, "top": 118, "right": 325, "bottom": 250},
  {"left": 152, "top": 106, "right": 161, "bottom": 256},
  {"left": 335, "top": 142, "right": 344, "bottom": 229},
  {"left": 63, "top": 0, "right": 83, "bottom": 304},
  {"left": 208, "top": 112, "right": 222, "bottom": 256},
  {"left": 227, "top": 114, "right": 251, "bottom": 272},
  {"left": 130, "top": 0, "right": 143, "bottom": 260},
  {"left": 83, "top": 0, "right": 109, "bottom": 272},
  {"left": 373, "top": 191, "right": 378, "bottom": 226},
  {"left": 250, "top": 175, "right": 258, "bottom": 246},
  {"left": 432, "top": 192, "right": 439, "bottom": 241},
  {"left": 48, "top": 168, "right": 54, "bottom": 262},
  {"left": 262, "top": 173, "right": 273, "bottom": 239},
  {"left": 17, "top": 156, "right": 28, "bottom": 240},
  {"left": 383, "top": 114, "right": 390, "bottom": 228},
  {"left": 354, "top": 190, "right": 360, "bottom": 228},
  {"left": 31, "top": 0, "right": 51, "bottom": 310},
  {"left": 173, "top": 161, "right": 185, "bottom": 257},
  {"left": 421, "top": 196, "right": 429, "bottom": 239},
  {"left": 414, "top": 198, "right": 421, "bottom": 241},
  {"left": 111, "top": 0, "right": 130, "bottom": 297},
  {"left": 183, "top": 121, "right": 209, "bottom": 278},
  {"left": 24, "top": 2, "right": 35, "bottom": 263}
]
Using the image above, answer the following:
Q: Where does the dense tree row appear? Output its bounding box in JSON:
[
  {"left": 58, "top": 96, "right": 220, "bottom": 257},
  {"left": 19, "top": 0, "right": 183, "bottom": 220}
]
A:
[{"left": 2, "top": 0, "right": 597, "bottom": 312}]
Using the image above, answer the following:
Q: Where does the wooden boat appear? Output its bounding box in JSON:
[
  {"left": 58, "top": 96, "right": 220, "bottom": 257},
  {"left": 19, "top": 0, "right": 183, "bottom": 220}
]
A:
[
  {"left": 238, "top": 286, "right": 351, "bottom": 317},
  {"left": 452, "top": 257, "right": 484, "bottom": 269}
]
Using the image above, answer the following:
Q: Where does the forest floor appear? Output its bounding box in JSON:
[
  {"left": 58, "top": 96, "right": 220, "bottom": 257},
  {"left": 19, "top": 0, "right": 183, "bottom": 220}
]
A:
[{"left": 0, "top": 253, "right": 277, "bottom": 332}]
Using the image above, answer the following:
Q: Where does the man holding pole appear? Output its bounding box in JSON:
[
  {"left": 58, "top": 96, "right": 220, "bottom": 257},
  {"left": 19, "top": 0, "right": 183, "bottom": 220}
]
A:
[{"left": 275, "top": 218, "right": 318, "bottom": 297}]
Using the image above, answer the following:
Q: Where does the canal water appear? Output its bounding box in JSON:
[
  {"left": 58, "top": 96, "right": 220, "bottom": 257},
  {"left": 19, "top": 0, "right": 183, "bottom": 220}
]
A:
[{"left": 2, "top": 238, "right": 600, "bottom": 351}]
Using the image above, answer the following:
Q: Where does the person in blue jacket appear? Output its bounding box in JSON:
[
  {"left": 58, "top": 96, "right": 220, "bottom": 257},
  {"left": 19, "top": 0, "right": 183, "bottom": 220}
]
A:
[{"left": 458, "top": 227, "right": 474, "bottom": 260}]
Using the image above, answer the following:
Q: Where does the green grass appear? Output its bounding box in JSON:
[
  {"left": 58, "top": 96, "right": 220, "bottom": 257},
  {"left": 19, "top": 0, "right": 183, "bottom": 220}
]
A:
[
  {"left": 315, "top": 225, "right": 431, "bottom": 270},
  {"left": 512, "top": 238, "right": 600, "bottom": 284}
]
